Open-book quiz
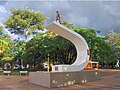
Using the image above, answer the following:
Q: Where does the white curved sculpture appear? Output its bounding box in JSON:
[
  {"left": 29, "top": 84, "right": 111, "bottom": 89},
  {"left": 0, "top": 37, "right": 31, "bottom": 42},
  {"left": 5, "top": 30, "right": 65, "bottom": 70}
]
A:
[{"left": 46, "top": 21, "right": 90, "bottom": 72}]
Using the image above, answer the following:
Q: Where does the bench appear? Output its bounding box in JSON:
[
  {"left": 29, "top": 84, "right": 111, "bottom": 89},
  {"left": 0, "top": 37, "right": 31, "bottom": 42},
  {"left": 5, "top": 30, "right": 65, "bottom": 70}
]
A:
[
  {"left": 2, "top": 71, "right": 11, "bottom": 76},
  {"left": 20, "top": 71, "right": 28, "bottom": 76}
]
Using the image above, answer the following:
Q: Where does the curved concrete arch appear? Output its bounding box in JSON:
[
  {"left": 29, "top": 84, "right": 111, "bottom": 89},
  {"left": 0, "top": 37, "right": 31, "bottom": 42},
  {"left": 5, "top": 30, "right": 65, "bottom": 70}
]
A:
[{"left": 46, "top": 21, "right": 90, "bottom": 72}]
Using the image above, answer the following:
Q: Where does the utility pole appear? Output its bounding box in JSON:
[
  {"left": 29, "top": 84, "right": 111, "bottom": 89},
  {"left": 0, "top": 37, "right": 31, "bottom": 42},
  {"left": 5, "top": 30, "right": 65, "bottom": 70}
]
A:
[{"left": 47, "top": 54, "right": 50, "bottom": 72}]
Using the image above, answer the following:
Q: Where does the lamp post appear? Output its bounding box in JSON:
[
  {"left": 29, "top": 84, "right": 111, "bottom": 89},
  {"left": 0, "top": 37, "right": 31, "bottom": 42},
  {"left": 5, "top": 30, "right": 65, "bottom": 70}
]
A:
[
  {"left": 44, "top": 46, "right": 50, "bottom": 72},
  {"left": 47, "top": 54, "right": 50, "bottom": 72}
]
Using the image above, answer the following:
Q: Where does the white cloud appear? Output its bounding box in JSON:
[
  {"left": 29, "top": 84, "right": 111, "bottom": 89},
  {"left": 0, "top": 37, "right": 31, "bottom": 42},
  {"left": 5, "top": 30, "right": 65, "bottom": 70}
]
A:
[
  {"left": 103, "top": 4, "right": 120, "bottom": 17},
  {"left": 78, "top": 17, "right": 89, "bottom": 27},
  {"left": 0, "top": 22, "right": 3, "bottom": 25},
  {"left": 3, "top": 28, "right": 19, "bottom": 39},
  {"left": 0, "top": 20, "right": 19, "bottom": 40},
  {"left": 0, "top": 5, "right": 7, "bottom": 13},
  {"left": 0, "top": 4, "right": 9, "bottom": 22},
  {"left": 10, "top": 33, "right": 19, "bottom": 39}
]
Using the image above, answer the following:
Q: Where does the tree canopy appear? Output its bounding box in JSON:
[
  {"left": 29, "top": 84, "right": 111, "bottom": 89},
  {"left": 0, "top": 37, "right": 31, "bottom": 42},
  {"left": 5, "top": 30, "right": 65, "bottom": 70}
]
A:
[
  {"left": 0, "top": 8, "right": 119, "bottom": 70},
  {"left": 4, "top": 8, "right": 47, "bottom": 41},
  {"left": 19, "top": 21, "right": 119, "bottom": 70},
  {"left": 106, "top": 33, "right": 120, "bottom": 60}
]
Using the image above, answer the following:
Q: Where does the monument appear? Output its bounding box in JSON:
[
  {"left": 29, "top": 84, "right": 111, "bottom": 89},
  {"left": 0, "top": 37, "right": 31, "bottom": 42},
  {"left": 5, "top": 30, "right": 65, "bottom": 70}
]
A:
[{"left": 29, "top": 21, "right": 101, "bottom": 88}]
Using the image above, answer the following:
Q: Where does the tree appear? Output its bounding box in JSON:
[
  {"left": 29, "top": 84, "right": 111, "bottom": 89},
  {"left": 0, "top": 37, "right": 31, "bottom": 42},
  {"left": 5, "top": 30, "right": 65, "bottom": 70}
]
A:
[
  {"left": 0, "top": 36, "right": 15, "bottom": 70},
  {"left": 21, "top": 21, "right": 119, "bottom": 70},
  {"left": 0, "top": 26, "right": 3, "bottom": 32},
  {"left": 106, "top": 33, "right": 120, "bottom": 60},
  {"left": 106, "top": 33, "right": 120, "bottom": 46},
  {"left": 4, "top": 8, "right": 47, "bottom": 41},
  {"left": 22, "top": 30, "right": 77, "bottom": 71},
  {"left": 74, "top": 28, "right": 117, "bottom": 68},
  {"left": 61, "top": 21, "right": 74, "bottom": 30},
  {"left": 0, "top": 26, "right": 9, "bottom": 56},
  {"left": 0, "top": 26, "right": 15, "bottom": 70},
  {"left": 0, "top": 40, "right": 8, "bottom": 56},
  {"left": 12, "top": 40, "right": 26, "bottom": 69},
  {"left": 21, "top": 21, "right": 77, "bottom": 71},
  {"left": 74, "top": 28, "right": 95, "bottom": 55}
]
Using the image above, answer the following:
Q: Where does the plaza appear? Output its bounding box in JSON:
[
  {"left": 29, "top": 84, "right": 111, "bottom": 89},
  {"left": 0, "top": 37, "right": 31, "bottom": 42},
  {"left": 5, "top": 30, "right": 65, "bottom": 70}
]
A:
[
  {"left": 0, "top": 1, "right": 120, "bottom": 90},
  {"left": 0, "top": 70, "right": 120, "bottom": 90}
]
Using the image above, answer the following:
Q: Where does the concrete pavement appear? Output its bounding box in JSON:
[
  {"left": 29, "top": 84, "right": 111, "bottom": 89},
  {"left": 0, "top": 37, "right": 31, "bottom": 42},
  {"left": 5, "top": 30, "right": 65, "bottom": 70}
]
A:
[{"left": 0, "top": 69, "right": 120, "bottom": 90}]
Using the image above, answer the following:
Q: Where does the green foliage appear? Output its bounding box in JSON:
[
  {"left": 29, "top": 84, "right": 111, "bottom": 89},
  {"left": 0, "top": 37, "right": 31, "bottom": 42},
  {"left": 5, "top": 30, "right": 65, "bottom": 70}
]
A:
[
  {"left": 74, "top": 28, "right": 96, "bottom": 51},
  {"left": 0, "top": 26, "right": 3, "bottom": 35},
  {"left": 1, "top": 56, "right": 12, "bottom": 61},
  {"left": 0, "top": 33, "right": 11, "bottom": 57},
  {"left": 106, "top": 33, "right": 120, "bottom": 45},
  {"left": 0, "top": 32, "right": 14, "bottom": 63},
  {"left": 22, "top": 30, "right": 77, "bottom": 71},
  {"left": 106, "top": 33, "right": 120, "bottom": 60},
  {"left": 20, "top": 21, "right": 119, "bottom": 70},
  {"left": 74, "top": 28, "right": 117, "bottom": 63},
  {"left": 0, "top": 39, "right": 8, "bottom": 55},
  {"left": 0, "top": 26, "right": 3, "bottom": 31},
  {"left": 4, "top": 8, "right": 47, "bottom": 40},
  {"left": 1, "top": 10, "right": 119, "bottom": 70},
  {"left": 61, "top": 21, "right": 74, "bottom": 30}
]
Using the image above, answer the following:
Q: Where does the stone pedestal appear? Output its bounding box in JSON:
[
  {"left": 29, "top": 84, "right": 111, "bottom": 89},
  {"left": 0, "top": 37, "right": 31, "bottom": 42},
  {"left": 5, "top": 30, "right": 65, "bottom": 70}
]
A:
[{"left": 29, "top": 70, "right": 101, "bottom": 88}]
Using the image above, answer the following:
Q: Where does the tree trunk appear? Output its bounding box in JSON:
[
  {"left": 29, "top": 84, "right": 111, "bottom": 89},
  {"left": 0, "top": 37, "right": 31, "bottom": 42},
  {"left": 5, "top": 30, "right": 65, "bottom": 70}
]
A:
[
  {"left": 29, "top": 60, "right": 32, "bottom": 71},
  {"left": 11, "top": 61, "right": 14, "bottom": 71}
]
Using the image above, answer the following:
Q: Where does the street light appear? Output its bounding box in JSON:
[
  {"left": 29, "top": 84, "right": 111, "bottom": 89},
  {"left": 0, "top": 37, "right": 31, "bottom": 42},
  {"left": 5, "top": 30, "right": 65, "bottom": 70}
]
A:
[
  {"left": 44, "top": 45, "right": 50, "bottom": 72},
  {"left": 47, "top": 54, "right": 50, "bottom": 72}
]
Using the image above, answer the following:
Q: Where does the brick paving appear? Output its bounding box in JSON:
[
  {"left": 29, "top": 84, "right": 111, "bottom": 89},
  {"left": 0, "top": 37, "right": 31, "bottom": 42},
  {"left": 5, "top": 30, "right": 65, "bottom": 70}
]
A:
[{"left": 0, "top": 70, "right": 120, "bottom": 90}]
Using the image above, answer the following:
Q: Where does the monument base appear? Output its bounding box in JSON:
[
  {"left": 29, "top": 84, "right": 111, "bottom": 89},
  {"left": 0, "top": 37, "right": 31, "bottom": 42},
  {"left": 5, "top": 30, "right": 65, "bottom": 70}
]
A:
[{"left": 29, "top": 70, "right": 101, "bottom": 88}]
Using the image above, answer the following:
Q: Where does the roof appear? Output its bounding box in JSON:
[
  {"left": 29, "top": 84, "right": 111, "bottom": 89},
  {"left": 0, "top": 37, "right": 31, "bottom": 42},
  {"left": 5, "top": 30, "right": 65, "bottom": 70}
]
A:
[{"left": 89, "top": 61, "right": 99, "bottom": 63}]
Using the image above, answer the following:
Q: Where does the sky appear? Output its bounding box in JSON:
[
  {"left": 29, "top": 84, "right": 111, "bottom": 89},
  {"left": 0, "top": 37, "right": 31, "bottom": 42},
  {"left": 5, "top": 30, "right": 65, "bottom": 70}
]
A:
[{"left": 0, "top": 0, "right": 120, "bottom": 39}]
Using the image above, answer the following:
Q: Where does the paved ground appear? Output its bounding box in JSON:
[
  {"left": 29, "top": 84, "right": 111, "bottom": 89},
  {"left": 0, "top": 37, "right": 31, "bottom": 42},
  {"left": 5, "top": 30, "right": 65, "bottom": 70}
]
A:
[{"left": 0, "top": 69, "right": 120, "bottom": 90}]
